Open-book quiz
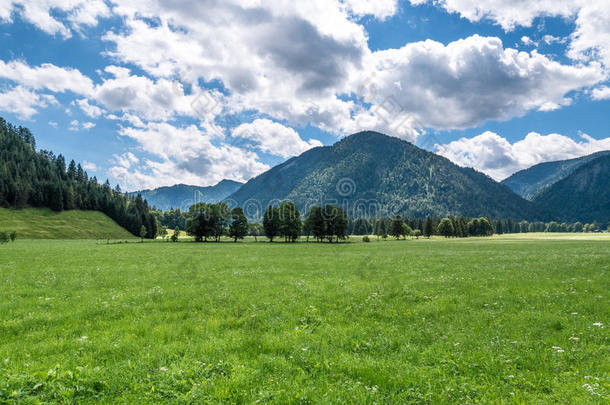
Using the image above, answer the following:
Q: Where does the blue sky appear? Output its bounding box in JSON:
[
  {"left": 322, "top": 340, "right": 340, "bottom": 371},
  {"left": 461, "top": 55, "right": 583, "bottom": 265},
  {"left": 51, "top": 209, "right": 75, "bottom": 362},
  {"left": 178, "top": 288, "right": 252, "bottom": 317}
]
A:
[{"left": 1, "top": 0, "right": 609, "bottom": 189}]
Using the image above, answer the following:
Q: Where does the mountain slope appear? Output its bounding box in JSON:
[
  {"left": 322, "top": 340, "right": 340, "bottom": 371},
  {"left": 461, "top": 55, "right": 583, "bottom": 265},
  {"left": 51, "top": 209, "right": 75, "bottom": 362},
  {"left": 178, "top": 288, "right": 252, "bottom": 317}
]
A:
[
  {"left": 134, "top": 180, "right": 243, "bottom": 211},
  {"left": 228, "top": 131, "right": 539, "bottom": 219},
  {"left": 502, "top": 151, "right": 610, "bottom": 199},
  {"left": 0, "top": 208, "right": 135, "bottom": 239},
  {"left": 532, "top": 155, "right": 610, "bottom": 224}
]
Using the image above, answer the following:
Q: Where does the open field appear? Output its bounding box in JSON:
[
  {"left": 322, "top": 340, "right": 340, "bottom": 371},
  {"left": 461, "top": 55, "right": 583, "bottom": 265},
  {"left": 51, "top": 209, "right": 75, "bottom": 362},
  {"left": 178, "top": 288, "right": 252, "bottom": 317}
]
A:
[
  {"left": 1, "top": 236, "right": 608, "bottom": 403},
  {"left": 0, "top": 208, "right": 135, "bottom": 240}
]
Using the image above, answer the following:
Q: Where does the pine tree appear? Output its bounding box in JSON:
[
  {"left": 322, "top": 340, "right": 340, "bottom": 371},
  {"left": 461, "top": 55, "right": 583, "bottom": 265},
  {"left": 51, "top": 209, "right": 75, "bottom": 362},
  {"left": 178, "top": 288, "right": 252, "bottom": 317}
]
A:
[
  {"left": 263, "top": 205, "right": 281, "bottom": 242},
  {"left": 423, "top": 217, "right": 434, "bottom": 238}
]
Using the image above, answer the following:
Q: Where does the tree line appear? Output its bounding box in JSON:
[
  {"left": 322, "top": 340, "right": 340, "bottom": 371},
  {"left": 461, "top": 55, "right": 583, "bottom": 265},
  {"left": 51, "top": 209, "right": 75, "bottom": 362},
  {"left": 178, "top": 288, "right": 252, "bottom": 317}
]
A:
[
  {"left": 0, "top": 117, "right": 157, "bottom": 239},
  {"left": 180, "top": 202, "right": 349, "bottom": 243},
  {"left": 157, "top": 203, "right": 610, "bottom": 242}
]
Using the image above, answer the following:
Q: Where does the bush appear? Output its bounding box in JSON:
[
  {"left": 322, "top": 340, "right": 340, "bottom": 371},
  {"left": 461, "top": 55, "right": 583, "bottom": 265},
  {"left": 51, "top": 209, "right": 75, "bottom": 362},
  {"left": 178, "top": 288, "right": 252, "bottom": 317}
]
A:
[
  {"left": 9, "top": 231, "right": 16, "bottom": 242},
  {"left": 362, "top": 236, "right": 370, "bottom": 243},
  {"left": 0, "top": 231, "right": 9, "bottom": 244}
]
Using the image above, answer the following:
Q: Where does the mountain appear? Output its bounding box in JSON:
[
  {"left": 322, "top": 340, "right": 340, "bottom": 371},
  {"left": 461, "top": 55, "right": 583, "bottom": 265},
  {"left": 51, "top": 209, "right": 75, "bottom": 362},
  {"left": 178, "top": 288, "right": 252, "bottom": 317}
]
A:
[
  {"left": 502, "top": 151, "right": 610, "bottom": 199},
  {"left": 227, "top": 131, "right": 539, "bottom": 219},
  {"left": 134, "top": 180, "right": 243, "bottom": 211},
  {"left": 532, "top": 155, "right": 610, "bottom": 224}
]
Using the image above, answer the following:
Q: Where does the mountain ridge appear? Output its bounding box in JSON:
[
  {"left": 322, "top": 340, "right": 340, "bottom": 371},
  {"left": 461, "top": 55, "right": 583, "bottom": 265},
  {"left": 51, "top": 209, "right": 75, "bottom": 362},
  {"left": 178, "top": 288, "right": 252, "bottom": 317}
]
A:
[
  {"left": 502, "top": 150, "right": 610, "bottom": 199},
  {"left": 133, "top": 180, "right": 243, "bottom": 211},
  {"left": 532, "top": 155, "right": 610, "bottom": 223},
  {"left": 227, "top": 131, "right": 540, "bottom": 220}
]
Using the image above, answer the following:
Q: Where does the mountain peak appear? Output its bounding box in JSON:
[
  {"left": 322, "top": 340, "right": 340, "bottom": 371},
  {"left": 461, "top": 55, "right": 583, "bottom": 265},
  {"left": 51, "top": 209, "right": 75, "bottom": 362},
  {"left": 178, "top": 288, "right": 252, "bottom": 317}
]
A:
[{"left": 228, "top": 130, "right": 537, "bottom": 219}]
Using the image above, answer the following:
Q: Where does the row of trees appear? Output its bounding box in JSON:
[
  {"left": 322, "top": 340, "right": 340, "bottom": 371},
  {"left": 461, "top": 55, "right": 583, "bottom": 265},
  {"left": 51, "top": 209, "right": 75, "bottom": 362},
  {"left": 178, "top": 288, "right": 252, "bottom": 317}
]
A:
[
  {"left": 183, "top": 202, "right": 349, "bottom": 243},
  {"left": 0, "top": 118, "right": 158, "bottom": 238}
]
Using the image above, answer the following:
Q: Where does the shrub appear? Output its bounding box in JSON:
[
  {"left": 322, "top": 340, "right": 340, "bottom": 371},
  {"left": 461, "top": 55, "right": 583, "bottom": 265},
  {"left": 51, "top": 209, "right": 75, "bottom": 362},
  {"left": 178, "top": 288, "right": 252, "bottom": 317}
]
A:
[
  {"left": 362, "top": 236, "right": 370, "bottom": 243},
  {"left": 0, "top": 231, "right": 9, "bottom": 244},
  {"left": 9, "top": 231, "right": 16, "bottom": 242}
]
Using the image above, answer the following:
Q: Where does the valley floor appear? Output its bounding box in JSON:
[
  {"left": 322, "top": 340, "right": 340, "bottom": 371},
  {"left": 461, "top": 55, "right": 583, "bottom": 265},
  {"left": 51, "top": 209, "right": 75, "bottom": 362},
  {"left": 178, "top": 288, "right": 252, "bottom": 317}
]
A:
[{"left": 0, "top": 236, "right": 608, "bottom": 403}]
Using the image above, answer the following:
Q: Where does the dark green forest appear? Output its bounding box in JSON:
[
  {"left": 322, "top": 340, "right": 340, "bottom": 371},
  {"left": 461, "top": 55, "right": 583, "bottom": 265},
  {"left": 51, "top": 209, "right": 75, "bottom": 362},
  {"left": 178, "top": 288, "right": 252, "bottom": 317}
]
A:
[
  {"left": 228, "top": 131, "right": 541, "bottom": 220},
  {"left": 0, "top": 117, "right": 157, "bottom": 238}
]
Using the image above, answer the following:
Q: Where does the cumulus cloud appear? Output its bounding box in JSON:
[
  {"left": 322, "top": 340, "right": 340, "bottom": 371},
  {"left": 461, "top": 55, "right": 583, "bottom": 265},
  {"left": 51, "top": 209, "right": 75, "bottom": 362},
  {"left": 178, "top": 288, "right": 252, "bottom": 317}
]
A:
[
  {"left": 232, "top": 119, "right": 323, "bottom": 158},
  {"left": 0, "top": 85, "right": 57, "bottom": 119},
  {"left": 0, "top": 60, "right": 94, "bottom": 95},
  {"left": 411, "top": 1, "right": 610, "bottom": 68},
  {"left": 0, "top": 0, "right": 111, "bottom": 38},
  {"left": 357, "top": 35, "right": 603, "bottom": 130},
  {"left": 436, "top": 131, "right": 610, "bottom": 180},
  {"left": 74, "top": 98, "right": 104, "bottom": 118},
  {"left": 109, "top": 122, "right": 270, "bottom": 190},
  {"left": 591, "top": 86, "right": 610, "bottom": 100}
]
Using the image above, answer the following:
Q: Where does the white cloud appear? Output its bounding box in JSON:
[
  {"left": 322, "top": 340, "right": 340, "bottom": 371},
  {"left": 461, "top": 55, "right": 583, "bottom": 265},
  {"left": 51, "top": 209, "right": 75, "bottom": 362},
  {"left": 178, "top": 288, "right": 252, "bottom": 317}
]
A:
[
  {"left": 0, "top": 60, "right": 94, "bottom": 95},
  {"left": 409, "top": 0, "right": 579, "bottom": 31},
  {"left": 411, "top": 1, "right": 610, "bottom": 68},
  {"left": 568, "top": 2, "right": 610, "bottom": 67},
  {"left": 0, "top": 0, "right": 111, "bottom": 38},
  {"left": 521, "top": 36, "right": 535, "bottom": 47},
  {"left": 591, "top": 86, "right": 610, "bottom": 100},
  {"left": 109, "top": 122, "right": 270, "bottom": 190},
  {"left": 436, "top": 131, "right": 610, "bottom": 180},
  {"left": 231, "top": 119, "right": 323, "bottom": 158},
  {"left": 101, "top": 1, "right": 370, "bottom": 131},
  {"left": 112, "top": 152, "right": 140, "bottom": 169},
  {"left": 90, "top": 66, "right": 204, "bottom": 122},
  {"left": 0, "top": 85, "right": 57, "bottom": 119},
  {"left": 341, "top": 0, "right": 399, "bottom": 20},
  {"left": 358, "top": 35, "right": 603, "bottom": 130},
  {"left": 82, "top": 161, "right": 98, "bottom": 171},
  {"left": 68, "top": 119, "right": 95, "bottom": 131},
  {"left": 74, "top": 98, "right": 104, "bottom": 118}
]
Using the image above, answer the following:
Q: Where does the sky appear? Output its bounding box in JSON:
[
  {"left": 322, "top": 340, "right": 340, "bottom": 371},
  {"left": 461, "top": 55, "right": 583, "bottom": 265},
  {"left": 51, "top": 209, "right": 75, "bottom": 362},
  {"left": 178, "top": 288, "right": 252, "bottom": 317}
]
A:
[{"left": 1, "top": 0, "right": 610, "bottom": 190}]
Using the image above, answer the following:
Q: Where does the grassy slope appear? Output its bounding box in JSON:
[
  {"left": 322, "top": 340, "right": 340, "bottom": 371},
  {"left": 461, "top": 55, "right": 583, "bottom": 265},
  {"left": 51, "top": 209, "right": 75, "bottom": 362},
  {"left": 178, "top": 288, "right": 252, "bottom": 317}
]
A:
[
  {"left": 0, "top": 208, "right": 135, "bottom": 239},
  {"left": 0, "top": 237, "right": 608, "bottom": 403}
]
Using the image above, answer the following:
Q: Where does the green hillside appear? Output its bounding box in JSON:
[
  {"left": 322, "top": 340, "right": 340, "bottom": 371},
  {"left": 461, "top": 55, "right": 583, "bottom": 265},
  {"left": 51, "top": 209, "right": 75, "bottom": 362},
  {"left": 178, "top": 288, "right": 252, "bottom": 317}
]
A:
[
  {"left": 502, "top": 150, "right": 610, "bottom": 199},
  {"left": 0, "top": 208, "right": 136, "bottom": 239},
  {"left": 229, "top": 131, "right": 540, "bottom": 219},
  {"left": 532, "top": 155, "right": 610, "bottom": 223}
]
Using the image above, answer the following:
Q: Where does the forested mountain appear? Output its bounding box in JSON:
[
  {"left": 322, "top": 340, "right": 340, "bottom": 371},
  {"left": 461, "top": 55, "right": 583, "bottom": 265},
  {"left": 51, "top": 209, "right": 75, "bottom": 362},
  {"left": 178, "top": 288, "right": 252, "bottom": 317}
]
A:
[
  {"left": 502, "top": 151, "right": 610, "bottom": 199},
  {"left": 228, "top": 131, "right": 540, "bottom": 220},
  {"left": 133, "top": 180, "right": 243, "bottom": 211},
  {"left": 0, "top": 117, "right": 157, "bottom": 238},
  {"left": 532, "top": 155, "right": 610, "bottom": 224}
]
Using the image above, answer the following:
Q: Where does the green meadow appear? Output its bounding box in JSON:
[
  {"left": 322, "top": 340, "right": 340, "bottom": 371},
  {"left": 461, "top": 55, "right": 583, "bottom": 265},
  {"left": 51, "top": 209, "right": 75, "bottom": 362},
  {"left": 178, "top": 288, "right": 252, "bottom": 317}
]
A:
[
  {"left": 0, "top": 208, "right": 134, "bottom": 240},
  {"left": 1, "top": 236, "right": 608, "bottom": 403}
]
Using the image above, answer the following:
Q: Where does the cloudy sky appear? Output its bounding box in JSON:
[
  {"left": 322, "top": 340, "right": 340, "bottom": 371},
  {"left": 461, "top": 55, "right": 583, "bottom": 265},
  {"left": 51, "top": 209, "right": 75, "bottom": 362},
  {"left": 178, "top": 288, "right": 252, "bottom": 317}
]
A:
[{"left": 1, "top": 0, "right": 610, "bottom": 189}]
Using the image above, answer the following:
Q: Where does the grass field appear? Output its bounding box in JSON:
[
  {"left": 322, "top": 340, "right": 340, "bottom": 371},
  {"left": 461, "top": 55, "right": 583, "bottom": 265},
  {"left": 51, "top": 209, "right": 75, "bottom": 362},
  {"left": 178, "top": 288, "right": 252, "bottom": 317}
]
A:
[
  {"left": 1, "top": 236, "right": 608, "bottom": 403},
  {"left": 0, "top": 208, "right": 135, "bottom": 240}
]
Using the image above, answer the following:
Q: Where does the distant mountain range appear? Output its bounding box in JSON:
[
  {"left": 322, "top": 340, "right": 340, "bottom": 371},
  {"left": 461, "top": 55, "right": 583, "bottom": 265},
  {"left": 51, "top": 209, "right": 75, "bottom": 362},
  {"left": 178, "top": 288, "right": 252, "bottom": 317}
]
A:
[
  {"left": 532, "top": 155, "right": 610, "bottom": 224},
  {"left": 131, "top": 132, "right": 610, "bottom": 224},
  {"left": 133, "top": 180, "right": 243, "bottom": 211},
  {"left": 228, "top": 131, "right": 539, "bottom": 220},
  {"left": 502, "top": 151, "right": 610, "bottom": 200}
]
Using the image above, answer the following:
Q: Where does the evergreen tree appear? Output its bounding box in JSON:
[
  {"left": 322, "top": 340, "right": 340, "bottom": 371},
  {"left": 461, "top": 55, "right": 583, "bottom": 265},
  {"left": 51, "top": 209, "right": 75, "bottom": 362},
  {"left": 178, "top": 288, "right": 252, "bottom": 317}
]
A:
[
  {"left": 390, "top": 215, "right": 405, "bottom": 239},
  {"left": 263, "top": 205, "right": 281, "bottom": 242},
  {"left": 423, "top": 217, "right": 434, "bottom": 238},
  {"left": 229, "top": 207, "right": 249, "bottom": 242}
]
